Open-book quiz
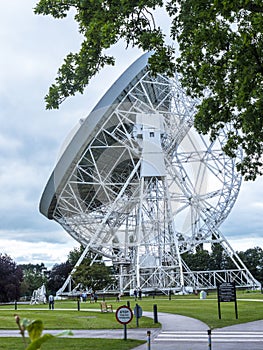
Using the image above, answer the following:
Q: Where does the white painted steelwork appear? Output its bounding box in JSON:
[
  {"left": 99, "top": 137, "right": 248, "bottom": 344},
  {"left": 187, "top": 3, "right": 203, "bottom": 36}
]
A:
[{"left": 40, "top": 53, "right": 260, "bottom": 294}]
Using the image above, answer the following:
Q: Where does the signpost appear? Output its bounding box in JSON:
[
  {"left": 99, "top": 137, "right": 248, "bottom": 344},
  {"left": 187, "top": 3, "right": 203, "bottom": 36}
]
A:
[
  {"left": 115, "top": 305, "right": 133, "bottom": 340},
  {"left": 134, "top": 304, "right": 143, "bottom": 327},
  {"left": 217, "top": 282, "right": 238, "bottom": 319}
]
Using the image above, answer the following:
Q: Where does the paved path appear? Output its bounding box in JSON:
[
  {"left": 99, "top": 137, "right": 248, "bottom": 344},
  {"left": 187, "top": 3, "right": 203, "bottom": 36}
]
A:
[
  {"left": 1, "top": 310, "right": 263, "bottom": 350},
  {"left": 133, "top": 312, "right": 263, "bottom": 350}
]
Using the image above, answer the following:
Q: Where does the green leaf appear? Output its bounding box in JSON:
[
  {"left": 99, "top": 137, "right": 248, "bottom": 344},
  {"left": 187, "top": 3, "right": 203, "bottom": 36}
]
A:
[
  {"left": 26, "top": 334, "right": 54, "bottom": 350},
  {"left": 27, "top": 320, "right": 44, "bottom": 341},
  {"left": 55, "top": 330, "right": 74, "bottom": 337}
]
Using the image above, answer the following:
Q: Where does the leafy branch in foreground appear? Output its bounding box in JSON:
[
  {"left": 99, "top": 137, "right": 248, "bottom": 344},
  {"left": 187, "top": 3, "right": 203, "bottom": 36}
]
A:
[
  {"left": 15, "top": 314, "right": 73, "bottom": 350},
  {"left": 34, "top": 0, "right": 263, "bottom": 180},
  {"left": 34, "top": 0, "right": 174, "bottom": 110}
]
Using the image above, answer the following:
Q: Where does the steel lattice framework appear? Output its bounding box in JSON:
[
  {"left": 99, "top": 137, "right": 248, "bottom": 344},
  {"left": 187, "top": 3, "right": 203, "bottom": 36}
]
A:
[{"left": 40, "top": 53, "right": 260, "bottom": 294}]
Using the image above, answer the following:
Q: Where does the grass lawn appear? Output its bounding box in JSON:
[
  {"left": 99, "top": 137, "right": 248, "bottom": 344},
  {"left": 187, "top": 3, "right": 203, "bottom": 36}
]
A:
[
  {"left": 1, "top": 291, "right": 263, "bottom": 329},
  {"left": 0, "top": 337, "right": 145, "bottom": 350},
  {"left": 144, "top": 298, "right": 263, "bottom": 329},
  {"left": 0, "top": 308, "right": 159, "bottom": 330},
  {"left": 128, "top": 290, "right": 263, "bottom": 329}
]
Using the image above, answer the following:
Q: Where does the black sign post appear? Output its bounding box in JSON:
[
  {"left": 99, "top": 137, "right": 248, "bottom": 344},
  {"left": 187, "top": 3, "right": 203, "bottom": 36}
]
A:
[{"left": 217, "top": 282, "right": 238, "bottom": 319}]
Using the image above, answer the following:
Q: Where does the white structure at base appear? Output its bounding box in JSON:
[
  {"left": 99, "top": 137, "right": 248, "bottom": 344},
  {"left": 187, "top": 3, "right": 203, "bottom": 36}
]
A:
[{"left": 30, "top": 284, "right": 47, "bottom": 304}]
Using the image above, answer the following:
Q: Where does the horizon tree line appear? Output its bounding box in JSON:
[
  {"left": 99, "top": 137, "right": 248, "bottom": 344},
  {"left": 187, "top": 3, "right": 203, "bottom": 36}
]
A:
[{"left": 0, "top": 245, "right": 263, "bottom": 302}]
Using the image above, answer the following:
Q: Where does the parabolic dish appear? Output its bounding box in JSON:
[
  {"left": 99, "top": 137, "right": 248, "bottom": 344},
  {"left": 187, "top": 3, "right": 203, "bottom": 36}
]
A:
[{"left": 40, "top": 52, "right": 242, "bottom": 261}]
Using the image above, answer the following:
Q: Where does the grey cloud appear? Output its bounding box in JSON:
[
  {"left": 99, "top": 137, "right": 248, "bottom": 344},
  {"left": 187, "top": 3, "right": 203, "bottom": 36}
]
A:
[{"left": 221, "top": 177, "right": 263, "bottom": 240}]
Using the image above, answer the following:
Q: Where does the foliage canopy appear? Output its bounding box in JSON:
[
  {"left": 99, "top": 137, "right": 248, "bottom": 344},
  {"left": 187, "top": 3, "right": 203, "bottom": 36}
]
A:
[
  {"left": 73, "top": 262, "right": 114, "bottom": 291},
  {"left": 47, "top": 261, "right": 72, "bottom": 294},
  {"left": 68, "top": 246, "right": 113, "bottom": 292},
  {"left": 0, "top": 253, "right": 23, "bottom": 302},
  {"left": 19, "top": 263, "right": 47, "bottom": 297},
  {"left": 182, "top": 246, "right": 263, "bottom": 284},
  {"left": 238, "top": 246, "right": 263, "bottom": 283},
  {"left": 34, "top": 0, "right": 263, "bottom": 180}
]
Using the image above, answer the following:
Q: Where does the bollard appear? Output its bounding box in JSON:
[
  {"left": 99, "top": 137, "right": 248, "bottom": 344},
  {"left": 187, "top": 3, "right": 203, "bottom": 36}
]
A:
[
  {"left": 153, "top": 304, "right": 158, "bottom": 323},
  {"left": 127, "top": 300, "right": 130, "bottom": 308},
  {"left": 14, "top": 301, "right": 17, "bottom": 310},
  {"left": 207, "top": 329, "right": 212, "bottom": 350},
  {"left": 77, "top": 299, "right": 80, "bottom": 311},
  {"left": 147, "top": 330, "right": 151, "bottom": 350}
]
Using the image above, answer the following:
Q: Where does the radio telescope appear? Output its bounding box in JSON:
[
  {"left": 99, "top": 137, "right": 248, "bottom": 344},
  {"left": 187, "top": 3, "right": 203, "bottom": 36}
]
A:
[{"left": 40, "top": 52, "right": 259, "bottom": 294}]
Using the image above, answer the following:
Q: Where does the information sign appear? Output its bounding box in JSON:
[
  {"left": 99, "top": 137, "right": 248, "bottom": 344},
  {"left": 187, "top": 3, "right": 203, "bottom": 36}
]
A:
[
  {"left": 134, "top": 304, "right": 143, "bottom": 318},
  {"left": 217, "top": 282, "right": 238, "bottom": 319},
  {"left": 115, "top": 305, "right": 133, "bottom": 325},
  {"left": 134, "top": 304, "right": 143, "bottom": 327},
  {"left": 218, "top": 282, "right": 236, "bottom": 302}
]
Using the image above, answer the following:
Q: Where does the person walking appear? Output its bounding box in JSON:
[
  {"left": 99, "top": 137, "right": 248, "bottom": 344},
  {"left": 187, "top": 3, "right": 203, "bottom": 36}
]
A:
[
  {"left": 48, "top": 294, "right": 54, "bottom": 310},
  {"left": 138, "top": 288, "right": 142, "bottom": 300}
]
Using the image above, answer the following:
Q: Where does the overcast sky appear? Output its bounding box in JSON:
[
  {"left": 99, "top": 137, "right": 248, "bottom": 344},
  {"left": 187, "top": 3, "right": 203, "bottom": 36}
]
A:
[{"left": 0, "top": 1, "right": 262, "bottom": 269}]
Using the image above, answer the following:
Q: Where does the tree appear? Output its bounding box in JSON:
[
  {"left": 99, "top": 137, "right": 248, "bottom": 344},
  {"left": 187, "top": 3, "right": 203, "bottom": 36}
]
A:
[
  {"left": 47, "top": 261, "right": 72, "bottom": 295},
  {"left": 209, "top": 244, "right": 235, "bottom": 270},
  {"left": 0, "top": 254, "right": 23, "bottom": 302},
  {"left": 67, "top": 245, "right": 85, "bottom": 266},
  {"left": 19, "top": 263, "right": 48, "bottom": 298},
  {"left": 66, "top": 244, "right": 101, "bottom": 266},
  {"left": 182, "top": 249, "right": 212, "bottom": 271},
  {"left": 34, "top": 0, "right": 263, "bottom": 180},
  {"left": 46, "top": 245, "right": 83, "bottom": 295},
  {"left": 68, "top": 246, "right": 113, "bottom": 291},
  {"left": 34, "top": 0, "right": 174, "bottom": 109},
  {"left": 238, "top": 246, "right": 263, "bottom": 283},
  {"left": 169, "top": 0, "right": 263, "bottom": 180},
  {"left": 182, "top": 245, "right": 235, "bottom": 271},
  {"left": 46, "top": 246, "right": 105, "bottom": 294},
  {"left": 73, "top": 262, "right": 114, "bottom": 291}
]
